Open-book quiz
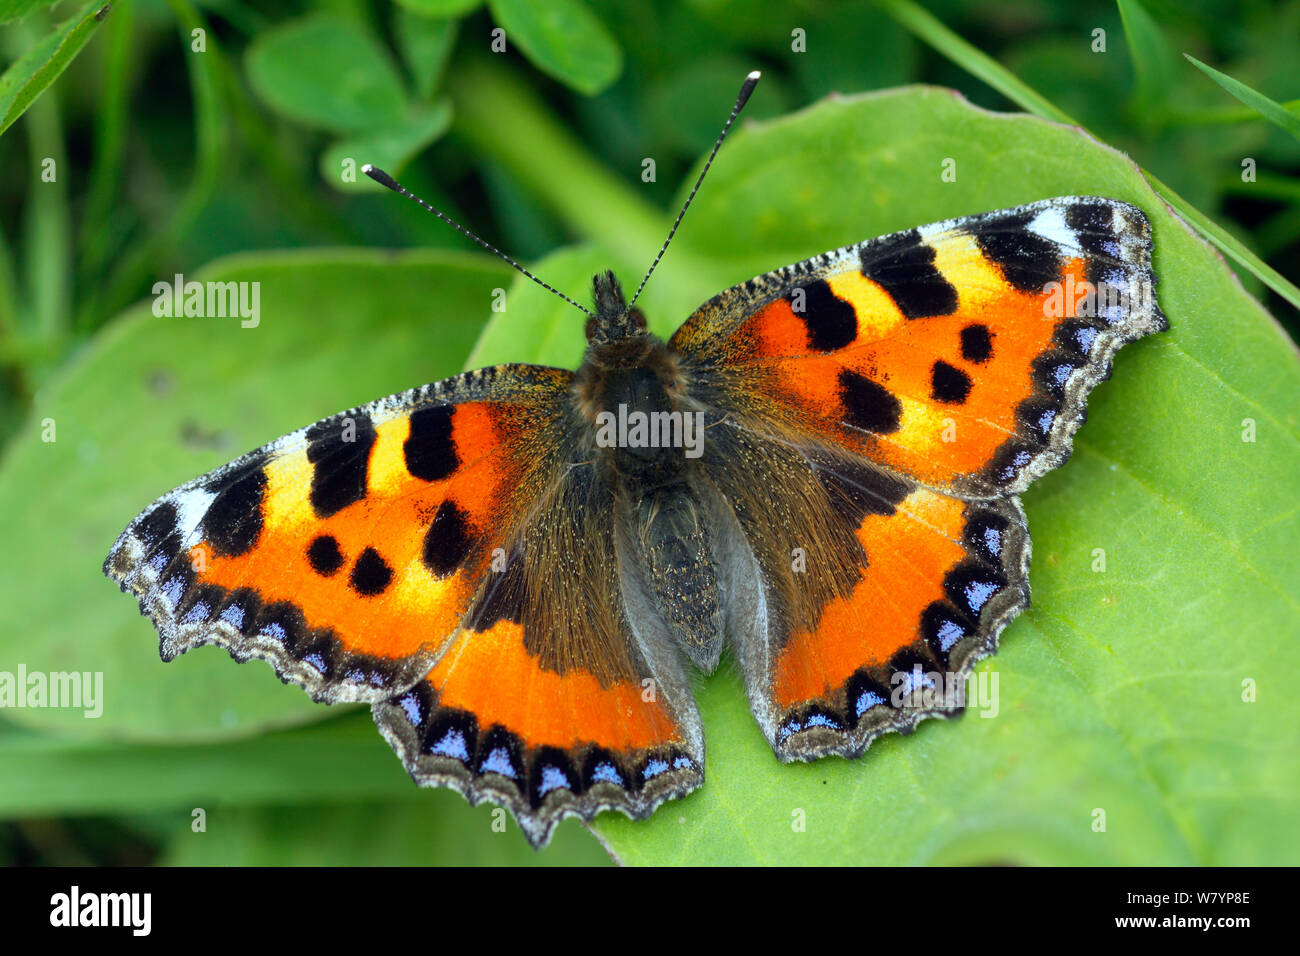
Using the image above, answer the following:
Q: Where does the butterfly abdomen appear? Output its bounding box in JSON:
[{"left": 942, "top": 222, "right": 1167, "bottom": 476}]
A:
[{"left": 635, "top": 486, "right": 724, "bottom": 672}]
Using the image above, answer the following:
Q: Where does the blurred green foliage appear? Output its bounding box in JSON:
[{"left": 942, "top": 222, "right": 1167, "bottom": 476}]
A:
[{"left": 0, "top": 0, "right": 1297, "bottom": 865}]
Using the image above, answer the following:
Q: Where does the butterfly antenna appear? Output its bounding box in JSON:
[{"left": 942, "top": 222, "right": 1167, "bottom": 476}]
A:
[
  {"left": 628, "top": 70, "right": 761, "bottom": 308},
  {"left": 363, "top": 164, "right": 594, "bottom": 317}
]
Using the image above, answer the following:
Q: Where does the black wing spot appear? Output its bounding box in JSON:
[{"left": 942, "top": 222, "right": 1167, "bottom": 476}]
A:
[
  {"left": 844, "top": 670, "right": 894, "bottom": 726},
  {"left": 350, "top": 547, "right": 394, "bottom": 596},
  {"left": 306, "top": 413, "right": 377, "bottom": 518},
  {"left": 960, "top": 323, "right": 993, "bottom": 363},
  {"left": 860, "top": 230, "right": 958, "bottom": 319},
  {"left": 202, "top": 461, "right": 268, "bottom": 557},
  {"left": 919, "top": 602, "right": 973, "bottom": 666},
  {"left": 974, "top": 211, "right": 1063, "bottom": 293},
  {"left": 930, "top": 360, "right": 972, "bottom": 404},
  {"left": 581, "top": 748, "right": 630, "bottom": 790},
  {"left": 943, "top": 562, "right": 1008, "bottom": 623},
  {"left": 137, "top": 502, "right": 180, "bottom": 551},
  {"left": 988, "top": 441, "right": 1034, "bottom": 487},
  {"left": 963, "top": 511, "right": 1009, "bottom": 566},
  {"left": 1065, "top": 201, "right": 1124, "bottom": 286},
  {"left": 1033, "top": 352, "right": 1083, "bottom": 399},
  {"left": 254, "top": 601, "right": 308, "bottom": 651},
  {"left": 788, "top": 279, "right": 857, "bottom": 351},
  {"left": 135, "top": 502, "right": 183, "bottom": 566},
  {"left": 1054, "top": 320, "right": 1101, "bottom": 358},
  {"left": 839, "top": 369, "right": 903, "bottom": 435},
  {"left": 475, "top": 726, "right": 525, "bottom": 783},
  {"left": 220, "top": 587, "right": 264, "bottom": 637},
  {"left": 405, "top": 405, "right": 458, "bottom": 482},
  {"left": 306, "top": 535, "right": 344, "bottom": 576},
  {"left": 422, "top": 499, "right": 472, "bottom": 578},
  {"left": 422, "top": 706, "right": 480, "bottom": 765},
  {"left": 529, "top": 747, "right": 581, "bottom": 807},
  {"left": 1018, "top": 398, "right": 1059, "bottom": 445}
]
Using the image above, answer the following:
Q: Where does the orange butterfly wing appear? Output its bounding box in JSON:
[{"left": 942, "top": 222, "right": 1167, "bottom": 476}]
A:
[{"left": 374, "top": 461, "right": 703, "bottom": 846}]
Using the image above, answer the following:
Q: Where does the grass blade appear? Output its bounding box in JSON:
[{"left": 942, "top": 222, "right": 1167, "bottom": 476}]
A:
[{"left": 1184, "top": 53, "right": 1300, "bottom": 143}]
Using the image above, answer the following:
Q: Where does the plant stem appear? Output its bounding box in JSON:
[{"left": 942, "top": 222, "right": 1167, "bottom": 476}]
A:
[
  {"left": 76, "top": 0, "right": 226, "bottom": 330},
  {"left": 79, "top": 0, "right": 134, "bottom": 285},
  {"left": 6, "top": 16, "right": 72, "bottom": 348},
  {"left": 446, "top": 58, "right": 665, "bottom": 268}
]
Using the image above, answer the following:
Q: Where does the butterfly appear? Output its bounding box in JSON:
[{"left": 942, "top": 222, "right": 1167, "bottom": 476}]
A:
[{"left": 104, "top": 72, "right": 1167, "bottom": 848}]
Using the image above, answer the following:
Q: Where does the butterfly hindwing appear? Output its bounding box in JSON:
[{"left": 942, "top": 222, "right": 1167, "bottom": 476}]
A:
[
  {"left": 676, "top": 197, "right": 1165, "bottom": 760},
  {"left": 374, "top": 459, "right": 704, "bottom": 848},
  {"left": 697, "top": 422, "right": 1030, "bottom": 759}
]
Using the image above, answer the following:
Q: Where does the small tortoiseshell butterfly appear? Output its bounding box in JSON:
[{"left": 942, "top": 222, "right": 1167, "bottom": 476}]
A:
[{"left": 105, "top": 73, "right": 1167, "bottom": 847}]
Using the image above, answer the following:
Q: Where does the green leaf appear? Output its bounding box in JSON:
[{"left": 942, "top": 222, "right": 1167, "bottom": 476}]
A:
[
  {"left": 1184, "top": 54, "right": 1300, "bottom": 143},
  {"left": 0, "top": 0, "right": 108, "bottom": 137},
  {"left": 157, "top": 800, "right": 610, "bottom": 866},
  {"left": 487, "top": 0, "right": 622, "bottom": 96},
  {"left": 0, "top": 0, "right": 56, "bottom": 25},
  {"left": 470, "top": 88, "right": 1300, "bottom": 865},
  {"left": 396, "top": 0, "right": 483, "bottom": 17},
  {"left": 244, "top": 13, "right": 409, "bottom": 133},
  {"left": 320, "top": 101, "right": 452, "bottom": 193},
  {"left": 395, "top": 9, "right": 458, "bottom": 100},
  {"left": 0, "top": 250, "right": 510, "bottom": 741},
  {"left": 1117, "top": 0, "right": 1179, "bottom": 116}
]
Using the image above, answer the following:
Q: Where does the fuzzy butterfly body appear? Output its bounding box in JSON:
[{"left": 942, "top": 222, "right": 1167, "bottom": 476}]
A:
[{"left": 106, "top": 195, "right": 1166, "bottom": 847}]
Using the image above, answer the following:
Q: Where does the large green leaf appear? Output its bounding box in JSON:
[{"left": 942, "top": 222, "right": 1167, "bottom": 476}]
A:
[
  {"left": 157, "top": 799, "right": 609, "bottom": 866},
  {"left": 0, "top": 250, "right": 510, "bottom": 740},
  {"left": 471, "top": 88, "right": 1300, "bottom": 865}
]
